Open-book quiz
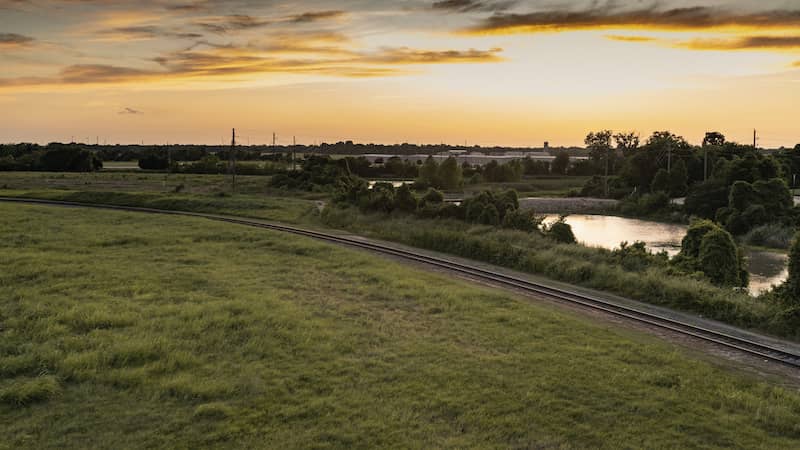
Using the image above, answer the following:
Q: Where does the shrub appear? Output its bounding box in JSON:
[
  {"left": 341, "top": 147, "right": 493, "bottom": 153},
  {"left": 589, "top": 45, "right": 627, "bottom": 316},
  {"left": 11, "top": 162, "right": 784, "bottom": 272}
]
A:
[
  {"left": 699, "top": 228, "right": 742, "bottom": 287},
  {"left": 421, "top": 188, "right": 444, "bottom": 205},
  {"left": 651, "top": 169, "right": 670, "bottom": 193},
  {"left": 546, "top": 218, "right": 576, "bottom": 244},
  {"left": 783, "top": 232, "right": 800, "bottom": 302},
  {"left": 478, "top": 204, "right": 500, "bottom": 226},
  {"left": 679, "top": 219, "right": 718, "bottom": 258},
  {"left": 395, "top": 184, "right": 418, "bottom": 212},
  {"left": 502, "top": 208, "right": 543, "bottom": 233}
]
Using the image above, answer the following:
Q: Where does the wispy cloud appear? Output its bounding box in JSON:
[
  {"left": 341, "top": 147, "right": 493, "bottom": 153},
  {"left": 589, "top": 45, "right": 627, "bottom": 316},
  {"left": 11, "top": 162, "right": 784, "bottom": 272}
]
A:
[
  {"left": 119, "top": 107, "right": 143, "bottom": 114},
  {"left": 678, "top": 35, "right": 800, "bottom": 51},
  {"left": 0, "top": 33, "right": 35, "bottom": 48},
  {"left": 0, "top": 43, "right": 505, "bottom": 89},
  {"left": 605, "top": 35, "right": 657, "bottom": 43},
  {"left": 432, "top": 0, "right": 516, "bottom": 14},
  {"left": 464, "top": 6, "right": 800, "bottom": 34}
]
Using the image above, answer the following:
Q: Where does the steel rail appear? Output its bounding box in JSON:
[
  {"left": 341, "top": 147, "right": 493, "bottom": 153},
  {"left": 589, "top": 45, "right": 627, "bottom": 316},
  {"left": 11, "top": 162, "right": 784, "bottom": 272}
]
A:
[{"left": 4, "top": 196, "right": 800, "bottom": 369}]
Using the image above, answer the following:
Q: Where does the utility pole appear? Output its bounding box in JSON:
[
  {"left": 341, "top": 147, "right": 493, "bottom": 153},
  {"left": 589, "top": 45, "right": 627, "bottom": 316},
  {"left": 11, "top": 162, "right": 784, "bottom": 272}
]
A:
[
  {"left": 753, "top": 129, "right": 758, "bottom": 149},
  {"left": 229, "top": 128, "right": 237, "bottom": 193},
  {"left": 292, "top": 136, "right": 296, "bottom": 171},
  {"left": 667, "top": 142, "right": 672, "bottom": 173},
  {"left": 604, "top": 146, "right": 610, "bottom": 198},
  {"left": 272, "top": 132, "right": 276, "bottom": 148}
]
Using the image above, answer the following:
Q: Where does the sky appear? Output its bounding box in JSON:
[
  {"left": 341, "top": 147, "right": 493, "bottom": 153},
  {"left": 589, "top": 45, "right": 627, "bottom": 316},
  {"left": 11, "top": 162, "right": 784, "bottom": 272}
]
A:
[{"left": 1, "top": 0, "right": 799, "bottom": 147}]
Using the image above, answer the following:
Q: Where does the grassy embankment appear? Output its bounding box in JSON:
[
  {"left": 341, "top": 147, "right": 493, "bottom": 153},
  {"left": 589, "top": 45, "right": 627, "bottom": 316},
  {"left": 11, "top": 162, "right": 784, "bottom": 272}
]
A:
[
  {"left": 463, "top": 176, "right": 590, "bottom": 198},
  {"left": 0, "top": 172, "right": 795, "bottom": 340},
  {"left": 3, "top": 204, "right": 800, "bottom": 448}
]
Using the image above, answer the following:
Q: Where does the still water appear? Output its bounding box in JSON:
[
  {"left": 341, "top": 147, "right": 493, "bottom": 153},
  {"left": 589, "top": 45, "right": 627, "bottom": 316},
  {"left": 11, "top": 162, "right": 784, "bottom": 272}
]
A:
[{"left": 543, "top": 215, "right": 788, "bottom": 296}]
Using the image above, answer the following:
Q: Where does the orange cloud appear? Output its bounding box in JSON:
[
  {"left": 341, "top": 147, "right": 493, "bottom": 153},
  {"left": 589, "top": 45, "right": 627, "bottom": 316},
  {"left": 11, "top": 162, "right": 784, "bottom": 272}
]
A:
[
  {"left": 0, "top": 44, "right": 504, "bottom": 90},
  {"left": 605, "top": 35, "right": 657, "bottom": 43}
]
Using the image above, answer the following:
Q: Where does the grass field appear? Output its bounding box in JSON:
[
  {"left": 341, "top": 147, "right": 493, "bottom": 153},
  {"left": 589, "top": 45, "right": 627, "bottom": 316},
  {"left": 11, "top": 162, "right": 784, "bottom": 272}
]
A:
[
  {"left": 0, "top": 171, "right": 325, "bottom": 199},
  {"left": 464, "top": 176, "right": 590, "bottom": 198},
  {"left": 3, "top": 203, "right": 800, "bottom": 448}
]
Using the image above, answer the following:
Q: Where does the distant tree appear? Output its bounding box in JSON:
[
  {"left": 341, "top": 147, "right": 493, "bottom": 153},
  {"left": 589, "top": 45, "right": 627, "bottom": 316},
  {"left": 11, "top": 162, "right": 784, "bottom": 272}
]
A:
[
  {"left": 585, "top": 130, "right": 613, "bottom": 172},
  {"left": 417, "top": 156, "right": 439, "bottom": 187},
  {"left": 650, "top": 169, "right": 670, "bottom": 193},
  {"left": 552, "top": 151, "right": 570, "bottom": 175},
  {"left": 702, "top": 132, "right": 726, "bottom": 147},
  {"left": 669, "top": 159, "right": 689, "bottom": 197},
  {"left": 395, "top": 184, "right": 418, "bottom": 212},
  {"left": 421, "top": 188, "right": 444, "bottom": 205},
  {"left": 684, "top": 180, "right": 729, "bottom": 218},
  {"left": 614, "top": 131, "right": 640, "bottom": 157},
  {"left": 438, "top": 157, "right": 463, "bottom": 190},
  {"left": 138, "top": 153, "right": 169, "bottom": 170}
]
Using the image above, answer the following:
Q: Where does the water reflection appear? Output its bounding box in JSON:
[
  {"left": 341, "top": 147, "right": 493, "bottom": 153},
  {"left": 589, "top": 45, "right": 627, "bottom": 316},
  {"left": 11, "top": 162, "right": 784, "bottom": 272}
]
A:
[{"left": 543, "top": 215, "right": 787, "bottom": 296}]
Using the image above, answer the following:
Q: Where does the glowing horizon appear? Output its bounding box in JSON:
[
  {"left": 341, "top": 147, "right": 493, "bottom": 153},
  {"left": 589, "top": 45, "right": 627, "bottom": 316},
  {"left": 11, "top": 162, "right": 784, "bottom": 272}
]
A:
[{"left": 2, "top": 0, "right": 799, "bottom": 148}]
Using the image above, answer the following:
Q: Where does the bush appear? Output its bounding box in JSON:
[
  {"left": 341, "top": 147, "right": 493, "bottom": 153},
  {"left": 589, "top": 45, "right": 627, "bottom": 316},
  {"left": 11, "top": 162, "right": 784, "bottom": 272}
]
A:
[
  {"left": 679, "top": 219, "right": 718, "bottom": 259},
  {"left": 612, "top": 241, "right": 667, "bottom": 272},
  {"left": 502, "top": 208, "right": 543, "bottom": 233},
  {"left": 651, "top": 169, "right": 670, "bottom": 193},
  {"left": 782, "top": 232, "right": 800, "bottom": 302},
  {"left": 395, "top": 184, "right": 418, "bottom": 212},
  {"left": 546, "top": 218, "right": 576, "bottom": 244},
  {"left": 421, "top": 188, "right": 444, "bottom": 205},
  {"left": 699, "top": 228, "right": 742, "bottom": 287}
]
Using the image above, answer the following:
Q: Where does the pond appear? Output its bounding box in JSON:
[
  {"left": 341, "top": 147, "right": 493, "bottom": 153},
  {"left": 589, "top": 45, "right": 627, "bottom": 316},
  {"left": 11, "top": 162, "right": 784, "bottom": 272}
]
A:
[{"left": 543, "top": 215, "right": 787, "bottom": 296}]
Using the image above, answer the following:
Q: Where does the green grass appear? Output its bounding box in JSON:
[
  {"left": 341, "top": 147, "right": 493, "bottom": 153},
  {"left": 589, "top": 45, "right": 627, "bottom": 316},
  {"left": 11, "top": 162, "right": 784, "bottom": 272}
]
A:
[
  {"left": 0, "top": 171, "right": 326, "bottom": 199},
  {"left": 0, "top": 188, "right": 316, "bottom": 224},
  {"left": 3, "top": 204, "right": 800, "bottom": 448},
  {"left": 318, "top": 208, "right": 800, "bottom": 341},
  {"left": 465, "top": 176, "right": 590, "bottom": 197}
]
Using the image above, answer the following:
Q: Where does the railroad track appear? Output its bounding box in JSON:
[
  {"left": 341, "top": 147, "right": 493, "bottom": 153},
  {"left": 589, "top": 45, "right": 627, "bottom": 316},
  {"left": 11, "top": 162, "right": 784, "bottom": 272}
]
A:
[{"left": 4, "top": 196, "right": 800, "bottom": 369}]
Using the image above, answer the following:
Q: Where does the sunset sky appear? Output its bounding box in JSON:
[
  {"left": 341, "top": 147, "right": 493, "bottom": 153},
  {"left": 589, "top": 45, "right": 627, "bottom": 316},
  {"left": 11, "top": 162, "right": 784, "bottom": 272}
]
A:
[{"left": 1, "top": 0, "right": 799, "bottom": 147}]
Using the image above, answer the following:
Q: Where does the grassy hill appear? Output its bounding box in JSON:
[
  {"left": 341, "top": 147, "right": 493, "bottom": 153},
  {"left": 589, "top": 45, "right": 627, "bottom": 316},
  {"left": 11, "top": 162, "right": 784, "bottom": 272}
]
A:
[{"left": 2, "top": 203, "right": 800, "bottom": 448}]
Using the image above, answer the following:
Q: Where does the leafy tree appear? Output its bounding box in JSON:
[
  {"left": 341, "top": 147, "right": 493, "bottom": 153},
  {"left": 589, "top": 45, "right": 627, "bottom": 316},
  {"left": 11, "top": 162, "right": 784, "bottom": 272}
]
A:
[
  {"left": 552, "top": 151, "right": 570, "bottom": 175},
  {"left": 614, "top": 131, "right": 640, "bottom": 157},
  {"left": 438, "top": 156, "right": 463, "bottom": 190},
  {"left": 782, "top": 231, "right": 800, "bottom": 301},
  {"left": 421, "top": 188, "right": 444, "bottom": 205},
  {"left": 417, "top": 156, "right": 439, "bottom": 187},
  {"left": 478, "top": 204, "right": 500, "bottom": 226},
  {"left": 684, "top": 180, "right": 729, "bottom": 218},
  {"left": 651, "top": 169, "right": 670, "bottom": 193},
  {"left": 502, "top": 208, "right": 543, "bottom": 233},
  {"left": 702, "top": 132, "right": 726, "bottom": 147},
  {"left": 395, "top": 184, "right": 418, "bottom": 212},
  {"left": 547, "top": 218, "right": 576, "bottom": 244},
  {"left": 679, "top": 219, "right": 718, "bottom": 259},
  {"left": 585, "top": 130, "right": 613, "bottom": 172},
  {"left": 669, "top": 159, "right": 689, "bottom": 197},
  {"left": 699, "top": 228, "right": 742, "bottom": 287},
  {"left": 138, "top": 153, "right": 169, "bottom": 170}
]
